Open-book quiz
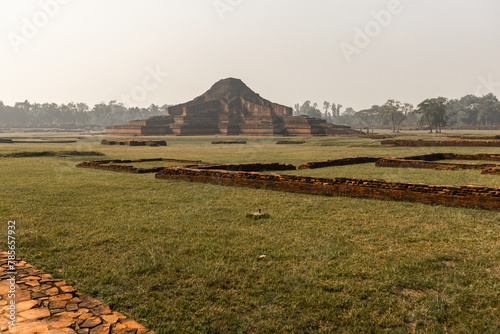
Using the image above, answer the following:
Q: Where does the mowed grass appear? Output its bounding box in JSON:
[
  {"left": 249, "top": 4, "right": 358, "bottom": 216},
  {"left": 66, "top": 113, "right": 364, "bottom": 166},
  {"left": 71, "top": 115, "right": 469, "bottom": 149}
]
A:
[{"left": 1, "top": 132, "right": 499, "bottom": 333}]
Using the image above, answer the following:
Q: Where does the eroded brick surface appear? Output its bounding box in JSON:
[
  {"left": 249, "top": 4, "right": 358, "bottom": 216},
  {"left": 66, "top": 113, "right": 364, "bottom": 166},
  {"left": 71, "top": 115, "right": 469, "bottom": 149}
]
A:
[{"left": 0, "top": 252, "right": 155, "bottom": 334}]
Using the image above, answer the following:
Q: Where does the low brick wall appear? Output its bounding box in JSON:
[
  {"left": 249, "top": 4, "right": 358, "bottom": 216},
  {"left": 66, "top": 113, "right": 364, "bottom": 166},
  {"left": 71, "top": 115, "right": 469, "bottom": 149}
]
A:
[
  {"left": 197, "top": 163, "right": 296, "bottom": 172},
  {"left": 76, "top": 158, "right": 204, "bottom": 174},
  {"left": 0, "top": 138, "right": 14, "bottom": 143},
  {"left": 381, "top": 139, "right": 500, "bottom": 147},
  {"left": 458, "top": 135, "right": 500, "bottom": 140},
  {"left": 358, "top": 135, "right": 396, "bottom": 139},
  {"left": 298, "top": 157, "right": 380, "bottom": 170},
  {"left": 441, "top": 153, "right": 500, "bottom": 161},
  {"left": 376, "top": 153, "right": 500, "bottom": 171},
  {"left": 211, "top": 141, "right": 247, "bottom": 144},
  {"left": 101, "top": 140, "right": 167, "bottom": 146},
  {"left": 155, "top": 167, "right": 500, "bottom": 210},
  {"left": 398, "top": 153, "right": 445, "bottom": 161},
  {"left": 482, "top": 167, "right": 500, "bottom": 175},
  {"left": 375, "top": 158, "right": 500, "bottom": 170}
]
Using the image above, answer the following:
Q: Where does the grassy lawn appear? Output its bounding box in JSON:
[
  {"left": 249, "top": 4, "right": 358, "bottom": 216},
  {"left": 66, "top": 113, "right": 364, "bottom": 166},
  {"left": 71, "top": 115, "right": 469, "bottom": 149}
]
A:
[{"left": 1, "top": 132, "right": 499, "bottom": 333}]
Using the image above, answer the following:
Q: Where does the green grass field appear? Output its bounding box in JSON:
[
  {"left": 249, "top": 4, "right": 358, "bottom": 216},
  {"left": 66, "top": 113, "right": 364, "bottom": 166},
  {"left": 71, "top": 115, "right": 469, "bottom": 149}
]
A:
[{"left": 1, "top": 131, "right": 499, "bottom": 333}]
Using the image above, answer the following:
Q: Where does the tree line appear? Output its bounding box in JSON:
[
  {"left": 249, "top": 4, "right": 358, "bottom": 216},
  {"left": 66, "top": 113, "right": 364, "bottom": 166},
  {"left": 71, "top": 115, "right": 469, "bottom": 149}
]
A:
[
  {"left": 2, "top": 93, "right": 499, "bottom": 131},
  {"left": 293, "top": 93, "right": 500, "bottom": 132},
  {"left": 0, "top": 100, "right": 167, "bottom": 128}
]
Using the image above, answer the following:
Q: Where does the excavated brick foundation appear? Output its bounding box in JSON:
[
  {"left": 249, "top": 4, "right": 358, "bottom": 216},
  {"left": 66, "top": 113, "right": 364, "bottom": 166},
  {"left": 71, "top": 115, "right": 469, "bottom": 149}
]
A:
[
  {"left": 101, "top": 140, "right": 167, "bottom": 147},
  {"left": 196, "top": 163, "right": 296, "bottom": 172},
  {"left": 155, "top": 166, "right": 500, "bottom": 210},
  {"left": 375, "top": 153, "right": 500, "bottom": 172},
  {"left": 482, "top": 167, "right": 500, "bottom": 175},
  {"left": 77, "top": 158, "right": 203, "bottom": 173},
  {"left": 76, "top": 160, "right": 295, "bottom": 174},
  {"left": 276, "top": 141, "right": 306, "bottom": 145},
  {"left": 211, "top": 141, "right": 247, "bottom": 144},
  {"left": 381, "top": 139, "right": 500, "bottom": 147},
  {"left": 299, "top": 157, "right": 380, "bottom": 170}
]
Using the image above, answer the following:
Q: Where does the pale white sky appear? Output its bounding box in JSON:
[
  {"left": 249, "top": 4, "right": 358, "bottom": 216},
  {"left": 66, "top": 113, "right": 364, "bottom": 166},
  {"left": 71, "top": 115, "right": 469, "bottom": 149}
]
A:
[{"left": 1, "top": 0, "right": 499, "bottom": 111}]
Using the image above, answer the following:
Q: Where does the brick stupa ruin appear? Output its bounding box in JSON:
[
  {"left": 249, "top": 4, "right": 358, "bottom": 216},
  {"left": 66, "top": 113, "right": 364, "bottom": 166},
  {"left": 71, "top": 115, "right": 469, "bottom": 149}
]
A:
[{"left": 106, "top": 78, "right": 359, "bottom": 136}]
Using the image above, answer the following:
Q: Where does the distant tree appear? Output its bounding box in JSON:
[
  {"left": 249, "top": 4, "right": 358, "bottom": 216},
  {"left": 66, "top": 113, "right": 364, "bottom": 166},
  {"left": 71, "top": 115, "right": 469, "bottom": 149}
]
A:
[
  {"left": 417, "top": 97, "right": 448, "bottom": 133},
  {"left": 344, "top": 107, "right": 355, "bottom": 115},
  {"left": 458, "top": 95, "right": 480, "bottom": 125},
  {"left": 354, "top": 105, "right": 381, "bottom": 126},
  {"left": 334, "top": 107, "right": 357, "bottom": 126},
  {"left": 477, "top": 93, "right": 500, "bottom": 125},
  {"left": 380, "top": 100, "right": 414, "bottom": 132},
  {"left": 445, "top": 98, "right": 462, "bottom": 126},
  {"left": 331, "top": 103, "right": 342, "bottom": 117},
  {"left": 323, "top": 101, "right": 330, "bottom": 119},
  {"left": 296, "top": 101, "right": 322, "bottom": 118}
]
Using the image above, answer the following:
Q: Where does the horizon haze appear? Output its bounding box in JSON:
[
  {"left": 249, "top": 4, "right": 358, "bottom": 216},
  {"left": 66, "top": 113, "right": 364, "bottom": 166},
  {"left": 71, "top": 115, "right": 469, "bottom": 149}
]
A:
[{"left": 1, "top": 0, "right": 499, "bottom": 112}]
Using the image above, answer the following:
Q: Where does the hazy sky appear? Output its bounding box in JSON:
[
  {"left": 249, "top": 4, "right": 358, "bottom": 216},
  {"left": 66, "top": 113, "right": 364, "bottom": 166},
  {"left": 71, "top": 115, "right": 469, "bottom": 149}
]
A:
[{"left": 1, "top": 0, "right": 499, "bottom": 111}]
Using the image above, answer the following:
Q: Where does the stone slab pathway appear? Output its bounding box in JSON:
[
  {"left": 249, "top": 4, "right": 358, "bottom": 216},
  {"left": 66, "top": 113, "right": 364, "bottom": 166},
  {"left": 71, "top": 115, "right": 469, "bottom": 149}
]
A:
[{"left": 0, "top": 251, "right": 156, "bottom": 334}]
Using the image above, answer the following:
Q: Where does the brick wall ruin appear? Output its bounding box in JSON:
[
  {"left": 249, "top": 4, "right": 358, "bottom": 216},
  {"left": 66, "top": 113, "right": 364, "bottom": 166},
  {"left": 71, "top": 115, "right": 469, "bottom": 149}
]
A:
[
  {"left": 375, "top": 153, "right": 500, "bottom": 172},
  {"left": 155, "top": 166, "right": 500, "bottom": 210},
  {"left": 482, "top": 167, "right": 500, "bottom": 175},
  {"left": 276, "top": 141, "right": 305, "bottom": 145},
  {"left": 196, "top": 163, "right": 296, "bottom": 172},
  {"left": 76, "top": 153, "right": 500, "bottom": 210},
  {"left": 101, "top": 140, "right": 167, "bottom": 147},
  {"left": 77, "top": 158, "right": 203, "bottom": 174},
  {"left": 376, "top": 159, "right": 500, "bottom": 170},
  {"left": 381, "top": 139, "right": 500, "bottom": 147},
  {"left": 211, "top": 141, "right": 247, "bottom": 144},
  {"left": 299, "top": 157, "right": 380, "bottom": 170}
]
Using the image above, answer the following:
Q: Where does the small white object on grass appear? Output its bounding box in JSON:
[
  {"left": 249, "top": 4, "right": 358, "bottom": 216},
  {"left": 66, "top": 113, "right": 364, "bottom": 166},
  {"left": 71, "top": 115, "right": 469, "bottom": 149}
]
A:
[{"left": 246, "top": 209, "right": 270, "bottom": 219}]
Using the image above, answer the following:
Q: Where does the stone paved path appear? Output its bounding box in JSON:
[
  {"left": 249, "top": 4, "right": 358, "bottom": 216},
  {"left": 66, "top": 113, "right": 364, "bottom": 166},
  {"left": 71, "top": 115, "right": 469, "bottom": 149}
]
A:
[{"left": 0, "top": 251, "right": 156, "bottom": 334}]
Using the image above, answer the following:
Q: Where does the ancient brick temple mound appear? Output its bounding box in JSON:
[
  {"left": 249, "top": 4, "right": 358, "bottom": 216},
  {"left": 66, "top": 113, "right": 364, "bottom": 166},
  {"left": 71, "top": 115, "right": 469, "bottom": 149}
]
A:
[
  {"left": 101, "top": 140, "right": 167, "bottom": 147},
  {"left": 76, "top": 158, "right": 203, "bottom": 174},
  {"left": 298, "top": 157, "right": 380, "bottom": 170},
  {"left": 211, "top": 140, "right": 247, "bottom": 144},
  {"left": 276, "top": 140, "right": 305, "bottom": 145},
  {"left": 106, "top": 78, "right": 361, "bottom": 136},
  {"left": 375, "top": 153, "right": 500, "bottom": 171},
  {"left": 0, "top": 251, "right": 155, "bottom": 333},
  {"left": 155, "top": 167, "right": 500, "bottom": 210},
  {"left": 381, "top": 139, "right": 500, "bottom": 147}
]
